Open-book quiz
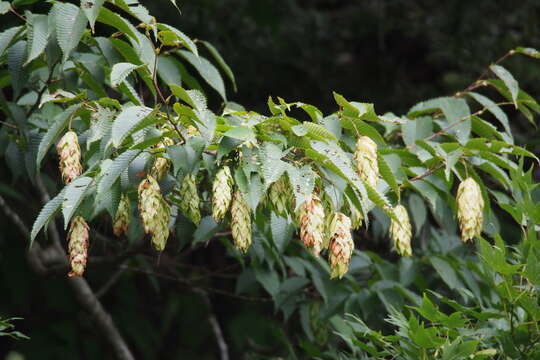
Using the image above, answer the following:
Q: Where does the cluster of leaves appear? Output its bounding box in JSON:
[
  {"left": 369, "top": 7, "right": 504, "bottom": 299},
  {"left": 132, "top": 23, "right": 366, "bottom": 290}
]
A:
[
  {"left": 0, "top": 317, "right": 28, "bottom": 340},
  {"left": 0, "top": 0, "right": 539, "bottom": 358}
]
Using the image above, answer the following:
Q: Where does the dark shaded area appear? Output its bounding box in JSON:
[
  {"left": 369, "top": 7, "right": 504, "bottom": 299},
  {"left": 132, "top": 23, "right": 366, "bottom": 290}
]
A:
[{"left": 1, "top": 1, "right": 539, "bottom": 359}]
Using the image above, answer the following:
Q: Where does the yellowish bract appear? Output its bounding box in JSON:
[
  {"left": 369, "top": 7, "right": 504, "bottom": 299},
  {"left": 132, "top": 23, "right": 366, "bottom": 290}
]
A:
[
  {"left": 67, "top": 216, "right": 90, "bottom": 277},
  {"left": 456, "top": 177, "right": 484, "bottom": 242},
  {"left": 389, "top": 204, "right": 412, "bottom": 256}
]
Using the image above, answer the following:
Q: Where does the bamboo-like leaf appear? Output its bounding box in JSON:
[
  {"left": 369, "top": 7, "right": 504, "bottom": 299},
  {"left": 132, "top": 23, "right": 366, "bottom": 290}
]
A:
[
  {"left": 110, "top": 62, "right": 141, "bottom": 88},
  {"left": 200, "top": 40, "right": 236, "bottom": 91},
  {"left": 0, "top": 26, "right": 23, "bottom": 57},
  {"left": 25, "top": 12, "right": 49, "bottom": 65},
  {"left": 81, "top": 0, "right": 105, "bottom": 32},
  {"left": 157, "top": 23, "right": 197, "bottom": 56},
  {"left": 111, "top": 105, "right": 153, "bottom": 147},
  {"left": 52, "top": 3, "right": 88, "bottom": 61},
  {"left": 490, "top": 64, "right": 518, "bottom": 107},
  {"left": 96, "top": 6, "right": 139, "bottom": 43},
  {"left": 62, "top": 176, "right": 93, "bottom": 228},
  {"left": 378, "top": 152, "right": 399, "bottom": 199},
  {"left": 30, "top": 188, "right": 66, "bottom": 245},
  {"left": 302, "top": 122, "right": 338, "bottom": 142},
  {"left": 177, "top": 50, "right": 226, "bottom": 100}
]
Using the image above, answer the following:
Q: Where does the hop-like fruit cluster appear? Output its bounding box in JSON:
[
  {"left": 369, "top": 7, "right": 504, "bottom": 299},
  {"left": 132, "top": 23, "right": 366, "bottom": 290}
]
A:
[
  {"left": 149, "top": 138, "right": 174, "bottom": 181},
  {"left": 456, "top": 177, "right": 484, "bottom": 242},
  {"left": 56, "top": 131, "right": 83, "bottom": 184},
  {"left": 186, "top": 124, "right": 201, "bottom": 138},
  {"left": 298, "top": 194, "right": 326, "bottom": 257},
  {"left": 268, "top": 177, "right": 295, "bottom": 218},
  {"left": 177, "top": 174, "right": 201, "bottom": 224},
  {"left": 67, "top": 216, "right": 90, "bottom": 277},
  {"left": 328, "top": 213, "right": 354, "bottom": 279},
  {"left": 389, "top": 204, "right": 412, "bottom": 256},
  {"left": 113, "top": 194, "right": 131, "bottom": 237},
  {"left": 231, "top": 190, "right": 252, "bottom": 253},
  {"left": 138, "top": 175, "right": 171, "bottom": 251},
  {"left": 353, "top": 136, "right": 379, "bottom": 189},
  {"left": 212, "top": 166, "right": 234, "bottom": 221}
]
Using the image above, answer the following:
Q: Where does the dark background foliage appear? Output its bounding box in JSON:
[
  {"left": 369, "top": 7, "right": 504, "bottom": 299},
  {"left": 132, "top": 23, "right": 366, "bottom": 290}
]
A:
[{"left": 1, "top": 0, "right": 539, "bottom": 359}]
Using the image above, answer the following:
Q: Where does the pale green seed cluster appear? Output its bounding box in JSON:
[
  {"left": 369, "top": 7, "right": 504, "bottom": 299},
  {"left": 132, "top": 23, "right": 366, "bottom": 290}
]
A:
[
  {"left": 389, "top": 204, "right": 412, "bottom": 257},
  {"left": 212, "top": 166, "right": 234, "bottom": 221},
  {"left": 328, "top": 213, "right": 354, "bottom": 279},
  {"left": 177, "top": 174, "right": 201, "bottom": 225},
  {"left": 353, "top": 136, "right": 379, "bottom": 189},
  {"left": 149, "top": 138, "right": 174, "bottom": 181},
  {"left": 56, "top": 131, "right": 83, "bottom": 184},
  {"left": 113, "top": 194, "right": 131, "bottom": 237},
  {"left": 268, "top": 177, "right": 295, "bottom": 218},
  {"left": 68, "top": 216, "right": 90, "bottom": 277},
  {"left": 457, "top": 177, "right": 484, "bottom": 242},
  {"left": 298, "top": 194, "right": 326, "bottom": 257},
  {"left": 138, "top": 175, "right": 171, "bottom": 251},
  {"left": 231, "top": 190, "right": 252, "bottom": 253}
]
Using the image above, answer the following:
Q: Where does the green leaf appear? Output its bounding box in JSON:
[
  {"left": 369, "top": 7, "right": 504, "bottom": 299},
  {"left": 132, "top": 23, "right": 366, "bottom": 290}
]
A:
[
  {"left": 30, "top": 188, "right": 66, "bottom": 245},
  {"left": 302, "top": 121, "right": 337, "bottom": 142},
  {"left": 52, "top": 3, "right": 88, "bottom": 62},
  {"left": 200, "top": 40, "right": 236, "bottom": 91},
  {"left": 169, "top": 84, "right": 207, "bottom": 111},
  {"left": 178, "top": 50, "right": 226, "bottom": 100},
  {"left": 409, "top": 97, "right": 471, "bottom": 145},
  {"left": 478, "top": 237, "right": 520, "bottom": 275},
  {"left": 468, "top": 92, "right": 512, "bottom": 141},
  {"left": 7, "top": 40, "right": 27, "bottom": 98},
  {"left": 514, "top": 46, "right": 540, "bottom": 59},
  {"left": 430, "top": 256, "right": 463, "bottom": 290},
  {"left": 97, "top": 6, "right": 139, "bottom": 44},
  {"left": 254, "top": 265, "right": 280, "bottom": 297},
  {"left": 157, "top": 55, "right": 182, "bottom": 86},
  {"left": 25, "top": 13, "right": 49, "bottom": 65},
  {"left": 110, "top": 62, "right": 142, "bottom": 88},
  {"left": 111, "top": 106, "right": 153, "bottom": 147},
  {"left": 408, "top": 192, "right": 427, "bottom": 233},
  {"left": 62, "top": 176, "right": 93, "bottom": 228},
  {"left": 378, "top": 152, "right": 399, "bottom": 198},
  {"left": 97, "top": 150, "right": 141, "bottom": 194},
  {"left": 402, "top": 116, "right": 433, "bottom": 147},
  {"left": 258, "top": 143, "right": 287, "bottom": 186},
  {"left": 36, "top": 105, "right": 79, "bottom": 169},
  {"left": 88, "top": 105, "right": 115, "bottom": 148},
  {"left": 81, "top": 0, "right": 105, "bottom": 32},
  {"left": 192, "top": 216, "right": 220, "bottom": 246},
  {"left": 0, "top": 2, "right": 10, "bottom": 14},
  {"left": 0, "top": 26, "right": 23, "bottom": 57},
  {"left": 490, "top": 64, "right": 519, "bottom": 107},
  {"left": 286, "top": 165, "right": 316, "bottom": 211},
  {"left": 157, "top": 24, "right": 197, "bottom": 56},
  {"left": 224, "top": 126, "right": 255, "bottom": 141}
]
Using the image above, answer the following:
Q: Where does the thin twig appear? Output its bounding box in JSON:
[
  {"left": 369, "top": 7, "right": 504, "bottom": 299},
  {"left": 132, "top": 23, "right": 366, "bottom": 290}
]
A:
[
  {"left": 96, "top": 263, "right": 128, "bottom": 299},
  {"left": 408, "top": 163, "right": 445, "bottom": 182}
]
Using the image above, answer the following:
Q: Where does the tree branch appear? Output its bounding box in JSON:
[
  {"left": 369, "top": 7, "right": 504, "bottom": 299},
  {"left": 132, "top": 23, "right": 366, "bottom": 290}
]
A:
[{"left": 32, "top": 176, "right": 136, "bottom": 360}]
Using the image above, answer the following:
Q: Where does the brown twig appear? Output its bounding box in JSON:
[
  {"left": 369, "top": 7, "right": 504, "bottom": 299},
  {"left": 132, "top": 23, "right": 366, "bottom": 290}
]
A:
[{"left": 408, "top": 163, "right": 445, "bottom": 182}]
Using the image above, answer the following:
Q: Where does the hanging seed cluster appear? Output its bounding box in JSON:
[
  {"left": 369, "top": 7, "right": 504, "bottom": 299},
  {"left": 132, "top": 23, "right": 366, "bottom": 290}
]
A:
[
  {"left": 113, "top": 194, "right": 131, "bottom": 237},
  {"left": 328, "top": 213, "right": 354, "bottom": 279},
  {"left": 56, "top": 131, "right": 83, "bottom": 184},
  {"left": 389, "top": 205, "right": 412, "bottom": 257},
  {"left": 177, "top": 174, "right": 202, "bottom": 225},
  {"left": 230, "top": 190, "right": 252, "bottom": 253},
  {"left": 268, "top": 177, "right": 295, "bottom": 218},
  {"left": 297, "top": 194, "right": 326, "bottom": 257},
  {"left": 456, "top": 177, "right": 484, "bottom": 242},
  {"left": 353, "top": 136, "right": 379, "bottom": 189},
  {"left": 212, "top": 166, "right": 233, "bottom": 221},
  {"left": 67, "top": 216, "right": 90, "bottom": 277},
  {"left": 149, "top": 137, "right": 174, "bottom": 181},
  {"left": 138, "top": 175, "right": 171, "bottom": 251}
]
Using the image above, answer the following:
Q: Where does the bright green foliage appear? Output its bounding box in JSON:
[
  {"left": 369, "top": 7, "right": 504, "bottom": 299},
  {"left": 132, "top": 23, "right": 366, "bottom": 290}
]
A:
[{"left": 0, "top": 1, "right": 539, "bottom": 359}]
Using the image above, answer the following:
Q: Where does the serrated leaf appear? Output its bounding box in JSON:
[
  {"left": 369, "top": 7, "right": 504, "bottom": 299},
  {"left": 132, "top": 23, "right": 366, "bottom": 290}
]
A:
[
  {"left": 52, "top": 3, "right": 88, "bottom": 62},
  {"left": 302, "top": 121, "right": 337, "bottom": 142},
  {"left": 157, "top": 55, "right": 182, "bottom": 86},
  {"left": 201, "top": 40, "right": 236, "bottom": 91},
  {"left": 62, "top": 176, "right": 93, "bottom": 228},
  {"left": 157, "top": 23, "right": 197, "bottom": 56},
  {"left": 286, "top": 165, "right": 316, "bottom": 211},
  {"left": 402, "top": 116, "right": 433, "bottom": 147},
  {"left": 96, "top": 6, "right": 139, "bottom": 44},
  {"left": 468, "top": 92, "right": 512, "bottom": 142},
  {"left": 81, "top": 0, "right": 105, "bottom": 32},
  {"left": 7, "top": 40, "right": 26, "bottom": 98},
  {"left": 169, "top": 84, "right": 207, "bottom": 111},
  {"left": 0, "top": 1, "right": 10, "bottom": 14},
  {"left": 378, "top": 152, "right": 399, "bottom": 198},
  {"left": 111, "top": 106, "right": 153, "bottom": 147},
  {"left": 258, "top": 143, "right": 287, "bottom": 186},
  {"left": 490, "top": 64, "right": 518, "bottom": 107},
  {"left": 97, "top": 150, "right": 141, "bottom": 194},
  {"left": 88, "top": 105, "right": 115, "bottom": 148},
  {"left": 110, "top": 62, "right": 141, "bottom": 88},
  {"left": 0, "top": 26, "right": 23, "bottom": 57},
  {"left": 30, "top": 188, "right": 66, "bottom": 245},
  {"left": 178, "top": 50, "right": 226, "bottom": 100},
  {"left": 25, "top": 13, "right": 49, "bottom": 65},
  {"left": 224, "top": 126, "right": 255, "bottom": 141},
  {"left": 514, "top": 46, "right": 540, "bottom": 59},
  {"left": 36, "top": 105, "right": 79, "bottom": 169}
]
